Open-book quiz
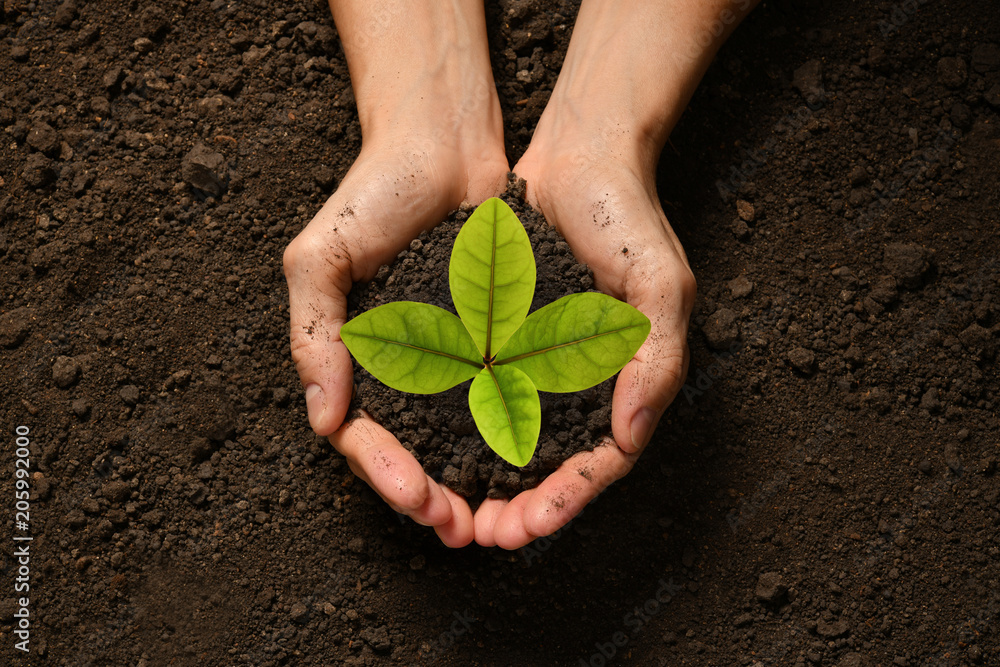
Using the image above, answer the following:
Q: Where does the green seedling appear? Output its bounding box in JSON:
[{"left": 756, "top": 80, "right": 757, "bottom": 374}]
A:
[{"left": 341, "top": 197, "right": 650, "bottom": 467}]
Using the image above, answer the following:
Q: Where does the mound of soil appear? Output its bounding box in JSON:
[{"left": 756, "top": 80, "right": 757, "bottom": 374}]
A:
[
  {"left": 349, "top": 179, "right": 611, "bottom": 501},
  {"left": 0, "top": 1, "right": 998, "bottom": 666}
]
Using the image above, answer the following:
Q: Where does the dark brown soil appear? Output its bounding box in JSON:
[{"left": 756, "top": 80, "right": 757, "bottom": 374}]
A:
[
  {"left": 349, "top": 180, "right": 610, "bottom": 501},
  {"left": 1, "top": 1, "right": 999, "bottom": 666}
]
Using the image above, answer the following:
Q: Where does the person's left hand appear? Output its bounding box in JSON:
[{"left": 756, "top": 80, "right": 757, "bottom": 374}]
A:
[{"left": 473, "top": 139, "right": 696, "bottom": 549}]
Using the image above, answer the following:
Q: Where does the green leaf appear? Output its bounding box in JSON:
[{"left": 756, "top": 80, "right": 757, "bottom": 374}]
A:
[
  {"left": 495, "top": 292, "right": 651, "bottom": 392},
  {"left": 341, "top": 302, "right": 483, "bottom": 394},
  {"left": 469, "top": 365, "right": 540, "bottom": 467},
  {"left": 449, "top": 197, "right": 535, "bottom": 359}
]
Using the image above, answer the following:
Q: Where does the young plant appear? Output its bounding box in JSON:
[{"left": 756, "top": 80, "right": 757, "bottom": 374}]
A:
[{"left": 340, "top": 197, "right": 650, "bottom": 467}]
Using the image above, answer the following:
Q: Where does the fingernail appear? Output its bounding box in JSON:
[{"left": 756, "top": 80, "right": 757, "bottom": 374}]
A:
[
  {"left": 630, "top": 407, "right": 657, "bottom": 451},
  {"left": 305, "top": 383, "right": 326, "bottom": 428}
]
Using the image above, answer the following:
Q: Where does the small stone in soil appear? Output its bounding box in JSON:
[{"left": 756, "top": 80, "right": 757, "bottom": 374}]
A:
[
  {"left": 883, "top": 243, "right": 930, "bottom": 289},
  {"left": 787, "top": 347, "right": 816, "bottom": 373},
  {"left": 756, "top": 572, "right": 788, "bottom": 604},
  {"left": 71, "top": 398, "right": 91, "bottom": 418},
  {"left": 52, "top": 356, "right": 82, "bottom": 388},
  {"left": 728, "top": 275, "right": 754, "bottom": 299},
  {"left": 290, "top": 602, "right": 309, "bottom": 624},
  {"left": 702, "top": 308, "right": 740, "bottom": 350},
  {"left": 120, "top": 385, "right": 141, "bottom": 405},
  {"left": 736, "top": 199, "right": 756, "bottom": 222},
  {"left": 181, "top": 144, "right": 228, "bottom": 197},
  {"left": 102, "top": 480, "right": 131, "bottom": 504},
  {"left": 0, "top": 307, "right": 34, "bottom": 348},
  {"left": 27, "top": 122, "right": 59, "bottom": 155}
]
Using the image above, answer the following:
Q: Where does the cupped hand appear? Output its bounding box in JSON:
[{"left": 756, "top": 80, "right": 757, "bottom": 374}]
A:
[
  {"left": 283, "top": 136, "right": 508, "bottom": 547},
  {"left": 473, "top": 143, "right": 696, "bottom": 549}
]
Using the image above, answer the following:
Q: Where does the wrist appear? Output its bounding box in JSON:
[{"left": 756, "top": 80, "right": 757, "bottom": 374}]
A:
[{"left": 331, "top": 0, "right": 503, "bottom": 158}]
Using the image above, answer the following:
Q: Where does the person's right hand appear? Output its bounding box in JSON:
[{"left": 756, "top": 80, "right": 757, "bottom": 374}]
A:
[
  {"left": 284, "top": 135, "right": 508, "bottom": 547},
  {"left": 284, "top": 0, "right": 509, "bottom": 547}
]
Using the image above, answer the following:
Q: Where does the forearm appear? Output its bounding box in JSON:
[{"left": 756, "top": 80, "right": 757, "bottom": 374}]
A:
[
  {"left": 537, "top": 0, "right": 759, "bottom": 169},
  {"left": 328, "top": 0, "right": 501, "bottom": 143}
]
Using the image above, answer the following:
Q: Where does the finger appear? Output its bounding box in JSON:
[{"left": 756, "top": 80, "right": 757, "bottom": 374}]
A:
[
  {"left": 473, "top": 498, "right": 507, "bottom": 547},
  {"left": 434, "top": 485, "right": 475, "bottom": 548},
  {"left": 283, "top": 159, "right": 455, "bottom": 436},
  {"left": 522, "top": 439, "right": 638, "bottom": 537},
  {"left": 283, "top": 223, "right": 358, "bottom": 436},
  {"left": 401, "top": 475, "right": 453, "bottom": 527},
  {"left": 611, "top": 258, "right": 695, "bottom": 454},
  {"left": 330, "top": 414, "right": 430, "bottom": 511},
  {"left": 493, "top": 490, "right": 537, "bottom": 550}
]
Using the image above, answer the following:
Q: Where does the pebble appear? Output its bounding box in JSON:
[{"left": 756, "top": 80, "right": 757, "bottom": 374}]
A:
[
  {"left": 256, "top": 588, "right": 275, "bottom": 609},
  {"left": 736, "top": 199, "right": 756, "bottom": 222},
  {"left": 730, "top": 218, "right": 751, "bottom": 241},
  {"left": 787, "top": 347, "right": 816, "bottom": 373},
  {"left": 65, "top": 510, "right": 87, "bottom": 529},
  {"left": 133, "top": 37, "right": 155, "bottom": 53},
  {"left": 141, "top": 509, "right": 164, "bottom": 527},
  {"left": 71, "top": 398, "right": 91, "bottom": 419},
  {"left": 27, "top": 122, "right": 60, "bottom": 156},
  {"left": 313, "top": 166, "right": 336, "bottom": 190},
  {"left": 290, "top": 602, "right": 309, "bottom": 624},
  {"left": 936, "top": 56, "right": 967, "bottom": 89},
  {"left": 103, "top": 66, "right": 124, "bottom": 91},
  {"left": 139, "top": 6, "right": 168, "bottom": 39},
  {"left": 31, "top": 473, "right": 51, "bottom": 501},
  {"left": 80, "top": 498, "right": 100, "bottom": 514},
  {"left": 189, "top": 436, "right": 215, "bottom": 461},
  {"left": 23, "top": 154, "right": 57, "bottom": 188},
  {"left": 702, "top": 308, "right": 740, "bottom": 350},
  {"left": 272, "top": 387, "right": 290, "bottom": 406},
  {"left": 755, "top": 572, "right": 787, "bottom": 604},
  {"left": 919, "top": 388, "right": 941, "bottom": 413},
  {"left": 181, "top": 144, "right": 228, "bottom": 197},
  {"left": 102, "top": 480, "right": 131, "bottom": 504},
  {"left": 120, "top": 385, "right": 141, "bottom": 405},
  {"left": 959, "top": 324, "right": 994, "bottom": 357},
  {"left": 52, "top": 356, "right": 82, "bottom": 388},
  {"left": 53, "top": 0, "right": 77, "bottom": 28},
  {"left": 188, "top": 484, "right": 209, "bottom": 505},
  {"left": 917, "top": 459, "right": 933, "bottom": 475},
  {"left": 728, "top": 275, "right": 754, "bottom": 299},
  {"left": 0, "top": 307, "right": 34, "bottom": 348},
  {"left": 848, "top": 165, "right": 869, "bottom": 186},
  {"left": 882, "top": 243, "right": 930, "bottom": 289},
  {"left": 816, "top": 617, "right": 850, "bottom": 638}
]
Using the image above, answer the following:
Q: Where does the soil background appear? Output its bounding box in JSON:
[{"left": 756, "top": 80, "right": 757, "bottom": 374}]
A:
[{"left": 1, "top": 1, "right": 998, "bottom": 666}]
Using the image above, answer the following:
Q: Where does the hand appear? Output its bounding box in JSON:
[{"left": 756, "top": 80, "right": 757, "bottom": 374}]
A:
[
  {"left": 469, "top": 0, "right": 754, "bottom": 549},
  {"left": 284, "top": 0, "right": 508, "bottom": 547},
  {"left": 471, "top": 138, "right": 696, "bottom": 549}
]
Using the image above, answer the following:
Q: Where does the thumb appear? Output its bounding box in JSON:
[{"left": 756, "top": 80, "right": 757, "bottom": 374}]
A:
[
  {"left": 611, "top": 262, "right": 695, "bottom": 454},
  {"left": 283, "top": 226, "right": 358, "bottom": 436}
]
